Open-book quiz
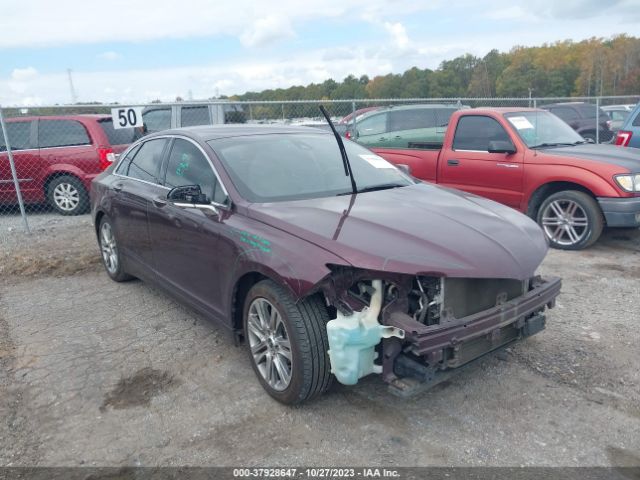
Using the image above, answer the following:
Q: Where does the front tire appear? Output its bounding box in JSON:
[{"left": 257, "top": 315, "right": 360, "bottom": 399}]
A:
[
  {"left": 243, "top": 280, "right": 332, "bottom": 405},
  {"left": 47, "top": 175, "right": 89, "bottom": 215},
  {"left": 537, "top": 190, "right": 604, "bottom": 250},
  {"left": 98, "top": 216, "right": 134, "bottom": 282}
]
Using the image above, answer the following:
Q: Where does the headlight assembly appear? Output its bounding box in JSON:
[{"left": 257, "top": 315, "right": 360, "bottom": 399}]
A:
[{"left": 614, "top": 174, "right": 640, "bottom": 192}]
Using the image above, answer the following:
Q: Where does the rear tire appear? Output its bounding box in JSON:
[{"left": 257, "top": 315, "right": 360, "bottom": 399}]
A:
[
  {"left": 47, "top": 175, "right": 89, "bottom": 215},
  {"left": 243, "top": 279, "right": 332, "bottom": 405},
  {"left": 98, "top": 216, "right": 134, "bottom": 282},
  {"left": 537, "top": 190, "right": 603, "bottom": 250}
]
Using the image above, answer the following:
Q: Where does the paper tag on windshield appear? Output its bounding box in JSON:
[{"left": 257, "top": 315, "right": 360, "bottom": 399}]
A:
[
  {"left": 508, "top": 116, "right": 534, "bottom": 130},
  {"left": 360, "top": 154, "right": 395, "bottom": 169}
]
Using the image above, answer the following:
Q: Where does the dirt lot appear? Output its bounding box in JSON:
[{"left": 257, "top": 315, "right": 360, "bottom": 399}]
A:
[{"left": 0, "top": 212, "right": 639, "bottom": 467}]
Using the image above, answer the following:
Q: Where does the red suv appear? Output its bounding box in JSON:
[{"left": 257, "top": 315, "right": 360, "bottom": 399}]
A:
[{"left": 0, "top": 115, "right": 137, "bottom": 215}]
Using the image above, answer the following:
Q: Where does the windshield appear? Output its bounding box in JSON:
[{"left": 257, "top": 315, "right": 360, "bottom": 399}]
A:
[
  {"left": 505, "top": 111, "right": 585, "bottom": 148},
  {"left": 208, "top": 133, "right": 414, "bottom": 203}
]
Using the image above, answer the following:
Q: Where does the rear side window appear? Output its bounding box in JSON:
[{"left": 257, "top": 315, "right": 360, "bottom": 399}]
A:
[
  {"left": 0, "top": 121, "right": 31, "bottom": 151},
  {"left": 98, "top": 119, "right": 138, "bottom": 146},
  {"left": 38, "top": 120, "right": 90, "bottom": 148},
  {"left": 550, "top": 107, "right": 579, "bottom": 122},
  {"left": 357, "top": 113, "right": 387, "bottom": 136},
  {"left": 436, "top": 108, "right": 456, "bottom": 126},
  {"left": 388, "top": 109, "right": 437, "bottom": 131},
  {"left": 453, "top": 116, "right": 511, "bottom": 151},
  {"left": 181, "top": 106, "right": 211, "bottom": 127},
  {"left": 114, "top": 144, "right": 141, "bottom": 175},
  {"left": 633, "top": 111, "right": 640, "bottom": 127},
  {"left": 124, "top": 138, "right": 167, "bottom": 183},
  {"left": 143, "top": 108, "right": 171, "bottom": 133}
]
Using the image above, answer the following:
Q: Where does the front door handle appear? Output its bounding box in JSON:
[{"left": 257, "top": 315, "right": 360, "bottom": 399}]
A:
[
  {"left": 447, "top": 159, "right": 460, "bottom": 166},
  {"left": 152, "top": 196, "right": 167, "bottom": 208}
]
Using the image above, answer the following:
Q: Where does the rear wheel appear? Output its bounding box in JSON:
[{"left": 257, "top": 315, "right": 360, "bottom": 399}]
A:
[
  {"left": 537, "top": 190, "right": 603, "bottom": 250},
  {"left": 47, "top": 175, "right": 88, "bottom": 215},
  {"left": 243, "top": 280, "right": 332, "bottom": 405},
  {"left": 98, "top": 216, "right": 133, "bottom": 282}
]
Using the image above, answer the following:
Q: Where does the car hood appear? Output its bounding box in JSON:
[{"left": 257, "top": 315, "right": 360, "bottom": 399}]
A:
[
  {"left": 248, "top": 183, "right": 548, "bottom": 280},
  {"left": 541, "top": 144, "right": 640, "bottom": 172}
]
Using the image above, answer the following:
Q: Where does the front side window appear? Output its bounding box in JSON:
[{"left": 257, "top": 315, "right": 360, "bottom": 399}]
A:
[
  {"left": 143, "top": 108, "right": 171, "bottom": 133},
  {"left": 123, "top": 138, "right": 167, "bottom": 183},
  {"left": 0, "top": 121, "right": 31, "bottom": 151},
  {"left": 164, "top": 138, "right": 226, "bottom": 204},
  {"left": 181, "top": 106, "right": 211, "bottom": 127},
  {"left": 209, "top": 133, "right": 414, "bottom": 203},
  {"left": 38, "top": 120, "right": 90, "bottom": 148},
  {"left": 453, "top": 116, "right": 511, "bottom": 151},
  {"left": 357, "top": 113, "right": 387, "bottom": 136}
]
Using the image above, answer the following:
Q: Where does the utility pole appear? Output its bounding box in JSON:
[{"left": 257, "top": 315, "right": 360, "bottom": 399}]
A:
[{"left": 67, "top": 69, "right": 78, "bottom": 104}]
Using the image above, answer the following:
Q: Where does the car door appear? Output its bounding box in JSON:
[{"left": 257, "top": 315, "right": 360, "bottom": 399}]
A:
[
  {"left": 147, "top": 137, "right": 229, "bottom": 318},
  {"left": 0, "top": 120, "right": 40, "bottom": 205},
  {"left": 112, "top": 138, "right": 169, "bottom": 269},
  {"left": 439, "top": 115, "right": 523, "bottom": 208},
  {"left": 354, "top": 112, "right": 388, "bottom": 147}
]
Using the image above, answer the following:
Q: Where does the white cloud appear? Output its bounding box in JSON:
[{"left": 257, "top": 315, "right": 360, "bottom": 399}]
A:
[
  {"left": 240, "top": 15, "right": 295, "bottom": 47},
  {"left": 98, "top": 51, "right": 121, "bottom": 61},
  {"left": 11, "top": 67, "right": 38, "bottom": 81},
  {"left": 383, "top": 22, "right": 410, "bottom": 50}
]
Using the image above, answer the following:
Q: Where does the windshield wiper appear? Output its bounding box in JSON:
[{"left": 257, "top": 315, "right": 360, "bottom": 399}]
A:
[
  {"left": 530, "top": 142, "right": 576, "bottom": 149},
  {"left": 356, "top": 183, "right": 406, "bottom": 194},
  {"left": 319, "top": 105, "right": 357, "bottom": 195}
]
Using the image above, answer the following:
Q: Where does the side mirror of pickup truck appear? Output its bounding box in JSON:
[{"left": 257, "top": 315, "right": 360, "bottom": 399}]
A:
[
  {"left": 488, "top": 140, "right": 517, "bottom": 154},
  {"left": 396, "top": 164, "right": 412, "bottom": 176}
]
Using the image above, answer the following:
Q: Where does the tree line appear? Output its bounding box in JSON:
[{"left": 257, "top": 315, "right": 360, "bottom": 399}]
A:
[{"left": 230, "top": 35, "right": 640, "bottom": 102}]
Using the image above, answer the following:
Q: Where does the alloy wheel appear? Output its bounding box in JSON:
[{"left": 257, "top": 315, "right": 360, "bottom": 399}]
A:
[
  {"left": 100, "top": 222, "right": 119, "bottom": 275},
  {"left": 541, "top": 199, "right": 589, "bottom": 246},
  {"left": 53, "top": 182, "right": 80, "bottom": 212},
  {"left": 247, "top": 298, "right": 293, "bottom": 391}
]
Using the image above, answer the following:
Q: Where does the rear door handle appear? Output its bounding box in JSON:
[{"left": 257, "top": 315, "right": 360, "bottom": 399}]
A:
[{"left": 447, "top": 159, "right": 460, "bottom": 166}]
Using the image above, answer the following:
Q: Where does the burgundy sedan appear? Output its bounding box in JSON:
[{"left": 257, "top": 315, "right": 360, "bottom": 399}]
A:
[{"left": 91, "top": 125, "right": 561, "bottom": 405}]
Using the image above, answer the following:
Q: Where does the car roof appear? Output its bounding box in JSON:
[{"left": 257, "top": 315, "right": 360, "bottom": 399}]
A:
[
  {"left": 149, "top": 124, "right": 332, "bottom": 142},
  {"left": 462, "top": 107, "right": 545, "bottom": 114}
]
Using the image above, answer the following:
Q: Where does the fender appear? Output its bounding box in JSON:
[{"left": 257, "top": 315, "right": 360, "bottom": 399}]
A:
[{"left": 42, "top": 164, "right": 93, "bottom": 190}]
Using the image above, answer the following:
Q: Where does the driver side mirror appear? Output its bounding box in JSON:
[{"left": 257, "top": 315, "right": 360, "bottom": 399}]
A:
[
  {"left": 488, "top": 140, "right": 517, "bottom": 154},
  {"left": 167, "top": 185, "right": 209, "bottom": 204},
  {"left": 396, "top": 164, "right": 412, "bottom": 176}
]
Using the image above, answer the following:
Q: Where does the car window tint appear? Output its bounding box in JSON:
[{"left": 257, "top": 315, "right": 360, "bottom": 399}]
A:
[
  {"left": 550, "top": 107, "right": 579, "bottom": 122},
  {"left": 115, "top": 144, "right": 141, "bottom": 175},
  {"left": 453, "top": 116, "right": 511, "bottom": 151},
  {"left": 125, "top": 138, "right": 167, "bottom": 183},
  {"left": 633, "top": 112, "right": 640, "bottom": 127},
  {"left": 0, "top": 121, "right": 31, "bottom": 151},
  {"left": 143, "top": 108, "right": 171, "bottom": 132},
  {"left": 181, "top": 106, "right": 211, "bottom": 127},
  {"left": 388, "top": 109, "right": 437, "bottom": 131},
  {"left": 38, "top": 120, "right": 90, "bottom": 148},
  {"left": 436, "top": 108, "right": 456, "bottom": 127},
  {"left": 164, "top": 138, "right": 225, "bottom": 203},
  {"left": 357, "top": 113, "right": 387, "bottom": 136},
  {"left": 98, "top": 119, "right": 138, "bottom": 145}
]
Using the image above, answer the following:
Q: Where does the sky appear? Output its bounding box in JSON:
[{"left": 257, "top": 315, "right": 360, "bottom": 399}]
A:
[{"left": 1, "top": 0, "right": 640, "bottom": 106}]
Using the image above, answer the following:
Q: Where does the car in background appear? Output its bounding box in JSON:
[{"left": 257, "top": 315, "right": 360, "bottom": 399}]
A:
[
  {"left": 347, "top": 104, "right": 461, "bottom": 149},
  {"left": 540, "top": 102, "right": 613, "bottom": 143},
  {"left": 91, "top": 124, "right": 560, "bottom": 404},
  {"left": 602, "top": 104, "right": 635, "bottom": 134},
  {"left": 615, "top": 102, "right": 640, "bottom": 149},
  {"left": 0, "top": 114, "right": 136, "bottom": 215},
  {"left": 338, "top": 106, "right": 381, "bottom": 126},
  {"left": 142, "top": 102, "right": 246, "bottom": 135}
]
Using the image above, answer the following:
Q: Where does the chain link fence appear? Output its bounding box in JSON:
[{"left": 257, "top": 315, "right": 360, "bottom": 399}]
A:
[{"left": 1, "top": 95, "right": 639, "bottom": 239}]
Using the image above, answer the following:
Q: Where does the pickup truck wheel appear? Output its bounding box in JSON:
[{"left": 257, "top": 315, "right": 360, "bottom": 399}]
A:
[
  {"left": 47, "top": 175, "right": 89, "bottom": 215},
  {"left": 243, "top": 280, "right": 332, "bottom": 405},
  {"left": 537, "top": 191, "right": 603, "bottom": 250}
]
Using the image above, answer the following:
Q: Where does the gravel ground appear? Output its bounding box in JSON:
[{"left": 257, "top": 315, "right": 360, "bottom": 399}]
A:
[{"left": 0, "top": 212, "right": 639, "bottom": 467}]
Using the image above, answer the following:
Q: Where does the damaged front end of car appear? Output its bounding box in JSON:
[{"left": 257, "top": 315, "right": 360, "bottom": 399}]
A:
[{"left": 315, "top": 266, "right": 561, "bottom": 396}]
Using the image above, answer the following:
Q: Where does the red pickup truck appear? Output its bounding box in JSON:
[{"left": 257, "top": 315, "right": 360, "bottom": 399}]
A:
[{"left": 371, "top": 107, "right": 640, "bottom": 250}]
